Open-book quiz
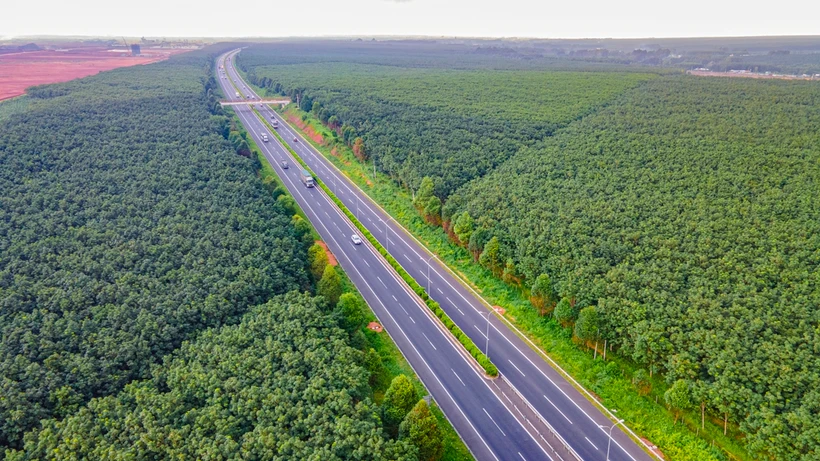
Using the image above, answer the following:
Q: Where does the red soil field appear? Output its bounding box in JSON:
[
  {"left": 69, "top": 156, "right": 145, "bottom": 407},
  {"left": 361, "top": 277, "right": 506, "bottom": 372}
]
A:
[{"left": 0, "top": 47, "right": 191, "bottom": 101}]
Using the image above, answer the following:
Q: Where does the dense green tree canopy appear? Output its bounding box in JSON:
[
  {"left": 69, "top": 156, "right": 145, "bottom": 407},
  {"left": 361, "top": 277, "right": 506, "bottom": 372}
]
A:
[
  {"left": 0, "top": 47, "right": 311, "bottom": 450},
  {"left": 237, "top": 47, "right": 654, "bottom": 198},
  {"left": 6, "top": 293, "right": 415, "bottom": 460},
  {"left": 448, "top": 75, "right": 820, "bottom": 459}
]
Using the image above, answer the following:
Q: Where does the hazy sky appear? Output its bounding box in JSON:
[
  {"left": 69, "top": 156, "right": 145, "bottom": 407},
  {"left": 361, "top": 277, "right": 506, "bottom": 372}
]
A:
[{"left": 2, "top": 0, "right": 818, "bottom": 39}]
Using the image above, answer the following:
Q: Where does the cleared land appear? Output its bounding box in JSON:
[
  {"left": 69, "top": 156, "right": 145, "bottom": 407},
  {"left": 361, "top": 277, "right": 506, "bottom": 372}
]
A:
[{"left": 0, "top": 47, "right": 190, "bottom": 101}]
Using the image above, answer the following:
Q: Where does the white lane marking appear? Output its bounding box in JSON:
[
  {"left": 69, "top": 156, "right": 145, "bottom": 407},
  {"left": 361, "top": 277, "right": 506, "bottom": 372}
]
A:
[
  {"left": 518, "top": 453, "right": 527, "bottom": 461},
  {"left": 363, "top": 259, "right": 370, "bottom": 267},
  {"left": 236, "top": 102, "right": 501, "bottom": 460},
  {"left": 392, "top": 295, "right": 398, "bottom": 301},
  {"left": 377, "top": 276, "right": 387, "bottom": 287},
  {"left": 233, "top": 66, "right": 559, "bottom": 461},
  {"left": 400, "top": 305, "right": 409, "bottom": 315},
  {"left": 544, "top": 395, "right": 573, "bottom": 425},
  {"left": 324, "top": 211, "right": 329, "bottom": 217},
  {"left": 421, "top": 332, "right": 437, "bottom": 350},
  {"left": 585, "top": 437, "right": 598, "bottom": 450},
  {"left": 474, "top": 324, "right": 488, "bottom": 339},
  {"left": 452, "top": 369, "right": 466, "bottom": 386},
  {"left": 437, "top": 287, "right": 443, "bottom": 294},
  {"left": 508, "top": 360, "right": 526, "bottom": 377},
  {"left": 404, "top": 253, "right": 409, "bottom": 260},
  {"left": 408, "top": 316, "right": 415, "bottom": 324},
  {"left": 483, "top": 408, "right": 506, "bottom": 437}
]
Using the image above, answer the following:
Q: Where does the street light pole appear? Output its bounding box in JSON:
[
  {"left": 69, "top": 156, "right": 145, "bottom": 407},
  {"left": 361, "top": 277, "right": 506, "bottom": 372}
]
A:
[
  {"left": 600, "top": 418, "right": 625, "bottom": 461},
  {"left": 426, "top": 255, "right": 435, "bottom": 292}
]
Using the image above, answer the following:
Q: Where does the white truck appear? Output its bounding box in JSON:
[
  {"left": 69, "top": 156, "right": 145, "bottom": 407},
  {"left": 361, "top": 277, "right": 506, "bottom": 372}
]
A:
[
  {"left": 272, "top": 119, "right": 279, "bottom": 129},
  {"left": 300, "top": 169, "right": 314, "bottom": 188}
]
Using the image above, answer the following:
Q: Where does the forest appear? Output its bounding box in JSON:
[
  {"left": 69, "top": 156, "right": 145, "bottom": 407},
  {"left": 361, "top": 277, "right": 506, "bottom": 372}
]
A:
[
  {"left": 448, "top": 75, "right": 820, "bottom": 460},
  {"left": 5, "top": 293, "right": 415, "bottom": 460},
  {"left": 238, "top": 46, "right": 653, "bottom": 197},
  {"left": 0, "top": 46, "right": 434, "bottom": 459},
  {"left": 239, "top": 41, "right": 820, "bottom": 460}
]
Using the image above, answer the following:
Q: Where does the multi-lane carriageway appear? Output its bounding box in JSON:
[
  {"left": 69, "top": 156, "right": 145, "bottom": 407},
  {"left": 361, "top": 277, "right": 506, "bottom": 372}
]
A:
[{"left": 217, "top": 50, "right": 656, "bottom": 461}]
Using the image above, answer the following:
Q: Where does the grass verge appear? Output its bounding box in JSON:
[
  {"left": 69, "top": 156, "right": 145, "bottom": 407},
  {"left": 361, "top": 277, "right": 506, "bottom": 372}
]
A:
[
  {"left": 249, "top": 94, "right": 753, "bottom": 460},
  {"left": 251, "top": 106, "right": 497, "bottom": 377},
  {"left": 227, "top": 103, "right": 474, "bottom": 460}
]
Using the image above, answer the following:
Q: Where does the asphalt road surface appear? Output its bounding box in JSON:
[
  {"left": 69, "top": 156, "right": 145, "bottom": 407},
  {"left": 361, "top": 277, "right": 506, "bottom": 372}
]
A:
[{"left": 217, "top": 50, "right": 656, "bottom": 461}]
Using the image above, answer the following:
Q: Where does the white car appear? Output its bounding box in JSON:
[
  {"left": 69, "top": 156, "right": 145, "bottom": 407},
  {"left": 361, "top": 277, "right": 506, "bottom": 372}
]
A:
[{"left": 351, "top": 234, "right": 362, "bottom": 245}]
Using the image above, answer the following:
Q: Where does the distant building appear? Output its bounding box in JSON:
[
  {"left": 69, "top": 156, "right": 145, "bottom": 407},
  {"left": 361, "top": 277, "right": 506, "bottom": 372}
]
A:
[{"left": 130, "top": 44, "right": 141, "bottom": 56}]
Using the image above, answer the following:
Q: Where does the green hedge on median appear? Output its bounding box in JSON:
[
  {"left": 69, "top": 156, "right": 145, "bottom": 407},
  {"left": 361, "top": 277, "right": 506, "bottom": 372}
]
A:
[{"left": 254, "top": 107, "right": 498, "bottom": 377}]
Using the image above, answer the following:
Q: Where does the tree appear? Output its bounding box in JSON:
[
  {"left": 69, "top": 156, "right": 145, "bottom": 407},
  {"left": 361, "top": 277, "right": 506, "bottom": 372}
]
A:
[
  {"left": 328, "top": 115, "right": 339, "bottom": 130},
  {"left": 317, "top": 265, "right": 342, "bottom": 309},
  {"left": 530, "top": 273, "right": 555, "bottom": 315},
  {"left": 363, "top": 348, "right": 383, "bottom": 387},
  {"left": 479, "top": 236, "right": 502, "bottom": 276},
  {"left": 665, "top": 379, "right": 693, "bottom": 424},
  {"left": 423, "top": 196, "right": 442, "bottom": 225},
  {"left": 502, "top": 258, "right": 521, "bottom": 286},
  {"left": 574, "top": 306, "right": 599, "bottom": 347},
  {"left": 413, "top": 177, "right": 435, "bottom": 211},
  {"left": 311, "top": 101, "right": 321, "bottom": 114},
  {"left": 336, "top": 293, "right": 365, "bottom": 334},
  {"left": 632, "top": 369, "right": 652, "bottom": 396},
  {"left": 553, "top": 297, "right": 575, "bottom": 327},
  {"left": 468, "top": 228, "right": 490, "bottom": 261},
  {"left": 382, "top": 375, "right": 418, "bottom": 437},
  {"left": 399, "top": 400, "right": 444, "bottom": 461},
  {"left": 308, "top": 243, "right": 329, "bottom": 281},
  {"left": 353, "top": 137, "right": 368, "bottom": 161},
  {"left": 452, "top": 211, "right": 474, "bottom": 246},
  {"left": 290, "top": 214, "right": 313, "bottom": 247}
]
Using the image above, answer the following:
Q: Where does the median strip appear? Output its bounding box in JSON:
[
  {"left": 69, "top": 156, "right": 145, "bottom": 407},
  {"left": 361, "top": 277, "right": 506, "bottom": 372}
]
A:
[{"left": 251, "top": 106, "right": 499, "bottom": 377}]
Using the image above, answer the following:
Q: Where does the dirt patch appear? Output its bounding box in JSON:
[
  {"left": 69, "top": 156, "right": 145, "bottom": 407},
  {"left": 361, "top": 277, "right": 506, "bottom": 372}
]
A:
[
  {"left": 0, "top": 47, "right": 191, "bottom": 101},
  {"left": 367, "top": 322, "right": 383, "bottom": 332},
  {"left": 366, "top": 180, "right": 374, "bottom": 187},
  {"left": 330, "top": 147, "right": 340, "bottom": 158},
  {"left": 303, "top": 125, "right": 325, "bottom": 145},
  {"left": 493, "top": 306, "right": 506, "bottom": 315},
  {"left": 315, "top": 240, "right": 338, "bottom": 266},
  {"left": 641, "top": 438, "right": 666, "bottom": 460}
]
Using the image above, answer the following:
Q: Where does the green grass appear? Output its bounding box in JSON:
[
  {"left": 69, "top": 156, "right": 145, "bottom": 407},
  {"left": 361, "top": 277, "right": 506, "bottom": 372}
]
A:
[
  {"left": 252, "top": 95, "right": 754, "bottom": 460},
  {"left": 227, "top": 101, "right": 474, "bottom": 461},
  {"left": 336, "top": 263, "right": 475, "bottom": 461}
]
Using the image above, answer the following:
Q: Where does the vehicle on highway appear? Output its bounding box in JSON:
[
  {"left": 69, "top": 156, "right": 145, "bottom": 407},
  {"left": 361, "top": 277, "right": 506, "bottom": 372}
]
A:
[
  {"left": 300, "top": 169, "right": 314, "bottom": 188},
  {"left": 272, "top": 119, "right": 279, "bottom": 129},
  {"left": 351, "top": 234, "right": 362, "bottom": 245},
  {"left": 281, "top": 161, "right": 288, "bottom": 169},
  {"left": 293, "top": 137, "right": 298, "bottom": 142},
  {"left": 261, "top": 133, "right": 268, "bottom": 142},
  {"left": 234, "top": 91, "right": 240, "bottom": 97}
]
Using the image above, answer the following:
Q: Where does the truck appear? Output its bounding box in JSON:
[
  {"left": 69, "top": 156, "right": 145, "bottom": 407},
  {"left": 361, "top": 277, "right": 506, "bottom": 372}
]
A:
[
  {"left": 300, "top": 169, "right": 314, "bottom": 188},
  {"left": 261, "top": 133, "right": 268, "bottom": 142},
  {"left": 235, "top": 91, "right": 240, "bottom": 98},
  {"left": 271, "top": 119, "right": 279, "bottom": 129}
]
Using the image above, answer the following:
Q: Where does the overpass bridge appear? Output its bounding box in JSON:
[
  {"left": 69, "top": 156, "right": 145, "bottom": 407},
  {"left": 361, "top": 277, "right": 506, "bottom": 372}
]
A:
[{"left": 219, "top": 99, "right": 291, "bottom": 106}]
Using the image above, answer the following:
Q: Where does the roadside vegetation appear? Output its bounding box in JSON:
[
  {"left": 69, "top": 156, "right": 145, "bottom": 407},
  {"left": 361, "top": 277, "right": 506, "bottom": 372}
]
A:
[
  {"left": 231, "top": 42, "right": 820, "bottom": 460},
  {"left": 0, "top": 47, "right": 462, "bottom": 461},
  {"left": 238, "top": 49, "right": 655, "bottom": 198}
]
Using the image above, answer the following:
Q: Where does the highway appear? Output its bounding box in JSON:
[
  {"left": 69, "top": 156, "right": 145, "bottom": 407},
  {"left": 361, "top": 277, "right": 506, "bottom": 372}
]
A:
[
  {"left": 219, "top": 49, "right": 656, "bottom": 461},
  {"left": 216, "top": 51, "right": 566, "bottom": 461}
]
